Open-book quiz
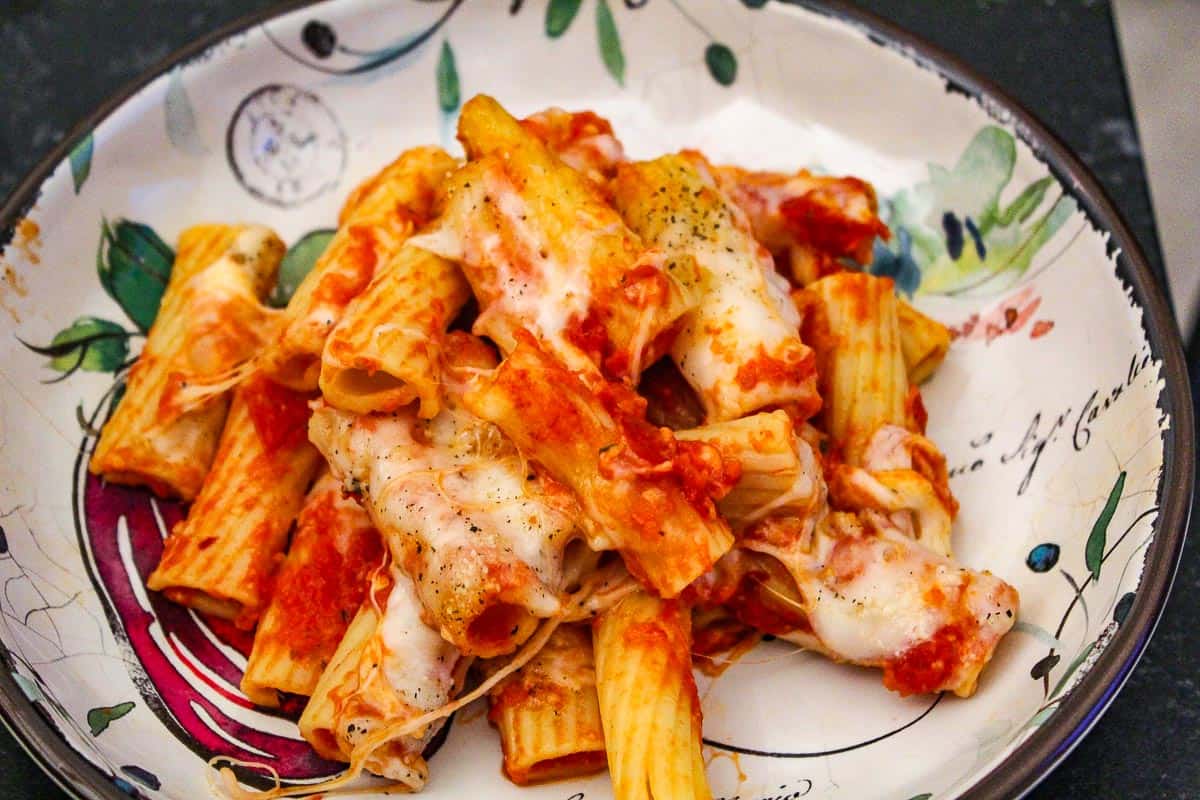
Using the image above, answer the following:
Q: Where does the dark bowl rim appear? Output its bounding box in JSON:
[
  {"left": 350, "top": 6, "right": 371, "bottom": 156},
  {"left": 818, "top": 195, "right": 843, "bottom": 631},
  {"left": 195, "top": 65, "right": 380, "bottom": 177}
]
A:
[{"left": 0, "top": 2, "right": 1192, "bottom": 799}]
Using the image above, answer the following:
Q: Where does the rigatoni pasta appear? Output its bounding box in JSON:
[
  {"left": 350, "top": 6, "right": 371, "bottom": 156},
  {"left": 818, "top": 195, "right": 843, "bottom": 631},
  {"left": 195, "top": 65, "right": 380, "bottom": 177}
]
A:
[
  {"left": 613, "top": 153, "right": 820, "bottom": 422},
  {"left": 804, "top": 271, "right": 911, "bottom": 463},
  {"left": 89, "top": 224, "right": 284, "bottom": 499},
  {"left": 240, "top": 469, "right": 384, "bottom": 706},
  {"left": 487, "top": 624, "right": 607, "bottom": 785},
  {"left": 594, "top": 590, "right": 710, "bottom": 800},
  {"left": 260, "top": 146, "right": 458, "bottom": 390},
  {"left": 463, "top": 334, "right": 737, "bottom": 598},
  {"left": 409, "top": 95, "right": 699, "bottom": 382},
  {"left": 320, "top": 242, "right": 471, "bottom": 418},
  {"left": 299, "top": 565, "right": 462, "bottom": 791},
  {"left": 147, "top": 373, "right": 322, "bottom": 627},
  {"left": 310, "top": 333, "right": 583, "bottom": 658},
  {"left": 898, "top": 299, "right": 952, "bottom": 385},
  {"left": 90, "top": 93, "right": 1022, "bottom": 800}
]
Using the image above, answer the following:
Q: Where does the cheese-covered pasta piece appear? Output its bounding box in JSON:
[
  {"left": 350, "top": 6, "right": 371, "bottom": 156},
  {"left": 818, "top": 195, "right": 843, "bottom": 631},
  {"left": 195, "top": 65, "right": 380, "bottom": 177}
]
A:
[
  {"left": 463, "top": 334, "right": 737, "bottom": 598},
  {"left": 713, "top": 164, "right": 888, "bottom": 285},
  {"left": 320, "top": 242, "right": 471, "bottom": 418},
  {"left": 241, "top": 470, "right": 385, "bottom": 706},
  {"left": 90, "top": 224, "right": 284, "bottom": 499},
  {"left": 802, "top": 272, "right": 913, "bottom": 463},
  {"left": 310, "top": 334, "right": 581, "bottom": 658},
  {"left": 147, "top": 373, "right": 322, "bottom": 627},
  {"left": 260, "top": 146, "right": 457, "bottom": 390},
  {"left": 409, "top": 95, "right": 699, "bottom": 381},
  {"left": 300, "top": 566, "right": 461, "bottom": 790},
  {"left": 594, "top": 590, "right": 710, "bottom": 800},
  {"left": 613, "top": 154, "right": 820, "bottom": 422},
  {"left": 675, "top": 411, "right": 824, "bottom": 531},
  {"left": 735, "top": 511, "right": 1018, "bottom": 697},
  {"left": 897, "top": 299, "right": 952, "bottom": 385},
  {"left": 827, "top": 423, "right": 959, "bottom": 558},
  {"left": 487, "top": 624, "right": 607, "bottom": 785},
  {"left": 520, "top": 107, "right": 626, "bottom": 189}
]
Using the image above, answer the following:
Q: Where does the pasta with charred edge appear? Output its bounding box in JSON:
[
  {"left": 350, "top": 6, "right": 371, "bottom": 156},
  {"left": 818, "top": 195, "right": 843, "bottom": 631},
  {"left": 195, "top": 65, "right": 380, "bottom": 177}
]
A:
[{"left": 92, "top": 94, "right": 1020, "bottom": 800}]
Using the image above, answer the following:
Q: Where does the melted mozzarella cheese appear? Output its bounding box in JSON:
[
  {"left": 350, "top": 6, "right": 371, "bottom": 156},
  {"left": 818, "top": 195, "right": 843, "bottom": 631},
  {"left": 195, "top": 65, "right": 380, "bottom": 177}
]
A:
[
  {"left": 311, "top": 402, "right": 575, "bottom": 624},
  {"left": 860, "top": 424, "right": 916, "bottom": 471},
  {"left": 379, "top": 566, "right": 459, "bottom": 711}
]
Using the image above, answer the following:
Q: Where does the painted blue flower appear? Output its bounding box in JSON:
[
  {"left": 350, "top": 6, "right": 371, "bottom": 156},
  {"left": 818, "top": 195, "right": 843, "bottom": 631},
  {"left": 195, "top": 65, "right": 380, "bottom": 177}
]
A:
[{"left": 869, "top": 227, "right": 921, "bottom": 297}]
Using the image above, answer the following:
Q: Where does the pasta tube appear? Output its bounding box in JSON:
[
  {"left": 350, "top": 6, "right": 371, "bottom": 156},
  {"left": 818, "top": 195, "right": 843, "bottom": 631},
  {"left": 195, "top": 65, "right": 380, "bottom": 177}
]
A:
[
  {"left": 593, "top": 590, "right": 710, "bottom": 800},
  {"left": 320, "top": 242, "right": 471, "bottom": 418},
  {"left": 519, "top": 107, "right": 626, "bottom": 189},
  {"left": 309, "top": 333, "right": 582, "bottom": 658},
  {"left": 737, "top": 511, "right": 1019, "bottom": 698},
  {"left": 463, "top": 334, "right": 736, "bottom": 598},
  {"left": 613, "top": 153, "right": 820, "bottom": 422},
  {"left": 827, "top": 423, "right": 958, "bottom": 558},
  {"left": 675, "top": 411, "right": 825, "bottom": 531},
  {"left": 409, "top": 94, "right": 699, "bottom": 381},
  {"left": 712, "top": 164, "right": 888, "bottom": 284},
  {"left": 897, "top": 299, "right": 952, "bottom": 385},
  {"left": 240, "top": 470, "right": 385, "bottom": 706},
  {"left": 90, "top": 224, "right": 284, "bottom": 499},
  {"left": 260, "top": 146, "right": 457, "bottom": 390},
  {"left": 147, "top": 373, "right": 322, "bottom": 627},
  {"left": 299, "top": 565, "right": 461, "bottom": 790},
  {"left": 487, "top": 624, "right": 607, "bottom": 785},
  {"left": 804, "top": 272, "right": 910, "bottom": 464}
]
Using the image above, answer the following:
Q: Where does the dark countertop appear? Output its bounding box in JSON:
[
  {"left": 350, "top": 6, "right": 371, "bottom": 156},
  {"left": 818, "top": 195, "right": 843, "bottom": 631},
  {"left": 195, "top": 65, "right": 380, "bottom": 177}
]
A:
[{"left": 0, "top": 1, "right": 1195, "bottom": 798}]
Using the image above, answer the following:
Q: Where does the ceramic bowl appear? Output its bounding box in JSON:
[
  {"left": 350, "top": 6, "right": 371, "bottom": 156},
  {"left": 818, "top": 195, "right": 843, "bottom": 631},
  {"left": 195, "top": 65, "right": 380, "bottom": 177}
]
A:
[{"left": 0, "top": 1, "right": 1191, "bottom": 799}]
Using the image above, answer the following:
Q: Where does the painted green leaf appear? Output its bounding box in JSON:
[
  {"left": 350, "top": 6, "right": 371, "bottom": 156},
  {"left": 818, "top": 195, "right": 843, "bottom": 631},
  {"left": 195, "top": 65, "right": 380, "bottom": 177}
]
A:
[
  {"left": 1027, "top": 704, "right": 1058, "bottom": 729},
  {"left": 271, "top": 229, "right": 336, "bottom": 308},
  {"left": 69, "top": 132, "right": 94, "bottom": 194},
  {"left": 705, "top": 43, "right": 738, "bottom": 86},
  {"left": 994, "top": 176, "right": 1053, "bottom": 228},
  {"left": 165, "top": 67, "right": 207, "bottom": 156},
  {"left": 1113, "top": 591, "right": 1135, "bottom": 625},
  {"left": 545, "top": 0, "right": 583, "bottom": 37},
  {"left": 1085, "top": 471, "right": 1126, "bottom": 581},
  {"left": 436, "top": 41, "right": 461, "bottom": 114},
  {"left": 741, "top": 0, "right": 770, "bottom": 7},
  {"left": 905, "top": 795, "right": 933, "bottom": 800},
  {"left": 40, "top": 317, "right": 130, "bottom": 375},
  {"left": 595, "top": 0, "right": 625, "bottom": 87},
  {"left": 87, "top": 701, "right": 135, "bottom": 736},
  {"left": 1049, "top": 640, "right": 1097, "bottom": 699},
  {"left": 1029, "top": 653, "right": 1060, "bottom": 680},
  {"left": 97, "top": 219, "right": 175, "bottom": 332}
]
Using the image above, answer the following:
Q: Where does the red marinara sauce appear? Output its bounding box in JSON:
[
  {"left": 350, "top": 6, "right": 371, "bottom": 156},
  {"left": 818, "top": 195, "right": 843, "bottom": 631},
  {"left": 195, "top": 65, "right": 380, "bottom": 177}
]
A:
[
  {"left": 881, "top": 622, "right": 970, "bottom": 696},
  {"left": 779, "top": 180, "right": 890, "bottom": 261},
  {"left": 243, "top": 375, "right": 313, "bottom": 452},
  {"left": 267, "top": 494, "right": 383, "bottom": 659}
]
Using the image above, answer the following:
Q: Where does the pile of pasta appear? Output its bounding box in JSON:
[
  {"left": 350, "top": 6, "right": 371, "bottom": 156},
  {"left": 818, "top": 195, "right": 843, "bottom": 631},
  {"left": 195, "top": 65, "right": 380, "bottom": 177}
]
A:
[{"left": 90, "top": 95, "right": 1019, "bottom": 799}]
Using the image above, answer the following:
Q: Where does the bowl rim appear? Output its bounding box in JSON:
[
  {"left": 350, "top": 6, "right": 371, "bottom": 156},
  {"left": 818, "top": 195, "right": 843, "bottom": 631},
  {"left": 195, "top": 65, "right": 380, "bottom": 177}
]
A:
[{"left": 0, "top": 1, "right": 1192, "bottom": 799}]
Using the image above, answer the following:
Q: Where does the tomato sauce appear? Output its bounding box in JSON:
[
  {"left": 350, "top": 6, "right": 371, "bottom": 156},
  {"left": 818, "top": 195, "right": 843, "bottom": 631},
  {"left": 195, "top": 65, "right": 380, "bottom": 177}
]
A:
[
  {"left": 267, "top": 495, "right": 383, "bottom": 659},
  {"left": 243, "top": 375, "right": 313, "bottom": 452},
  {"left": 779, "top": 180, "right": 890, "bottom": 263},
  {"left": 881, "top": 622, "right": 971, "bottom": 696},
  {"left": 312, "top": 227, "right": 377, "bottom": 306}
]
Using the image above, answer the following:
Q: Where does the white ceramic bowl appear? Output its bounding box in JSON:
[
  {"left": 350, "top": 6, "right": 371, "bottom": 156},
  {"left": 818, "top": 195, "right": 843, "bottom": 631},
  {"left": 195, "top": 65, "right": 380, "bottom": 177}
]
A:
[{"left": 0, "top": 2, "right": 1191, "bottom": 799}]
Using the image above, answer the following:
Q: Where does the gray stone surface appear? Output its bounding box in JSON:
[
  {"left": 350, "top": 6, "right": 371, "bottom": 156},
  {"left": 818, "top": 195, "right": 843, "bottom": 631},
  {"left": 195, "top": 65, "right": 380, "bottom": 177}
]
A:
[{"left": 0, "top": 1, "right": 1194, "bottom": 798}]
